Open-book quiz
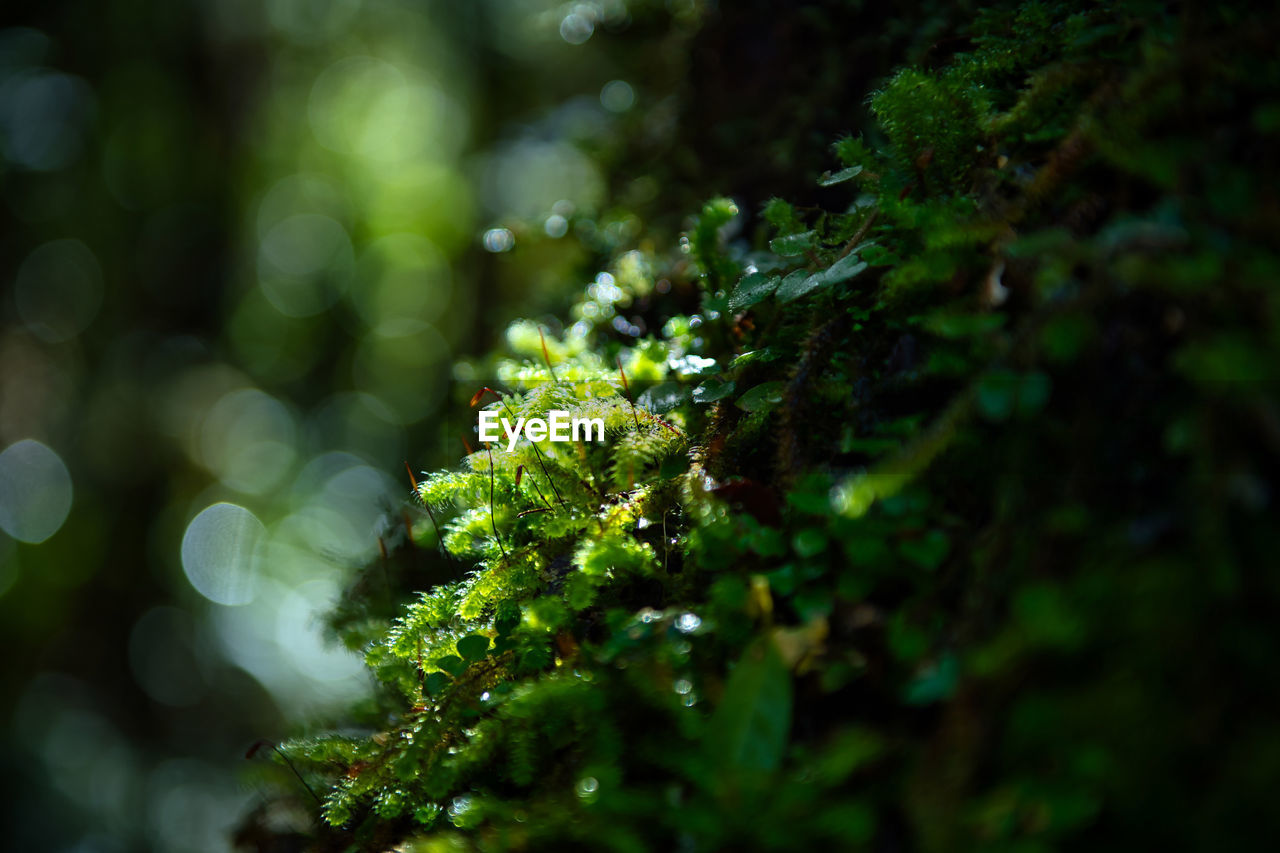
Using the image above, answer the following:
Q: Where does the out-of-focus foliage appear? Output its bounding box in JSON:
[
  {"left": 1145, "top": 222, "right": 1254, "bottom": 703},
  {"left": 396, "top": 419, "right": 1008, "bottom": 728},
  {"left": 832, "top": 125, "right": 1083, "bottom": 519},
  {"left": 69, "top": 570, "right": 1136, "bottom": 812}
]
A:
[
  {"left": 261, "top": 1, "right": 1280, "bottom": 851},
  {"left": 0, "top": 1, "right": 714, "bottom": 851}
]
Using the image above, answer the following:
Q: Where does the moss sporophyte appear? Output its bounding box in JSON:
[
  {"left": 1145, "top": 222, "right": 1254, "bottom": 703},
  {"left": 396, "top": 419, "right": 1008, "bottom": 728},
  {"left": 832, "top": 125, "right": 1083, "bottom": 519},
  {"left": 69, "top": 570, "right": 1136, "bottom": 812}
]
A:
[{"left": 477, "top": 410, "right": 606, "bottom": 451}]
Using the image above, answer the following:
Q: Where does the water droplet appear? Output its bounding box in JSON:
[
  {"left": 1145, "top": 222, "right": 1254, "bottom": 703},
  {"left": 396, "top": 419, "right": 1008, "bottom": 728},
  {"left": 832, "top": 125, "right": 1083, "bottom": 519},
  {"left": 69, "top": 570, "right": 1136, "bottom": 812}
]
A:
[
  {"left": 675, "top": 612, "right": 701, "bottom": 633},
  {"left": 482, "top": 227, "right": 515, "bottom": 253},
  {"left": 544, "top": 214, "right": 568, "bottom": 238},
  {"left": 673, "top": 678, "right": 692, "bottom": 695}
]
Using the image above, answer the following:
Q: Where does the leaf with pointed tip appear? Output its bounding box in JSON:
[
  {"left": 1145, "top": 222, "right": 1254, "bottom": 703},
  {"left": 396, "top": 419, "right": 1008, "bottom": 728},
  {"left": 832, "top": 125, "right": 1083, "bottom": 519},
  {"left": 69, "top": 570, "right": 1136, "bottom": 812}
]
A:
[
  {"left": 693, "top": 378, "right": 736, "bottom": 404},
  {"left": 818, "top": 165, "right": 863, "bottom": 186},
  {"left": 777, "top": 271, "right": 826, "bottom": 303},
  {"left": 637, "top": 381, "right": 687, "bottom": 414},
  {"left": 769, "top": 230, "right": 818, "bottom": 257},
  {"left": 707, "top": 636, "right": 792, "bottom": 772},
  {"left": 729, "top": 272, "right": 779, "bottom": 311},
  {"left": 772, "top": 268, "right": 811, "bottom": 302},
  {"left": 730, "top": 348, "right": 782, "bottom": 368},
  {"left": 778, "top": 255, "right": 869, "bottom": 302},
  {"left": 736, "top": 381, "right": 786, "bottom": 413},
  {"left": 822, "top": 253, "right": 870, "bottom": 286},
  {"left": 435, "top": 655, "right": 466, "bottom": 676},
  {"left": 861, "top": 244, "right": 899, "bottom": 266}
]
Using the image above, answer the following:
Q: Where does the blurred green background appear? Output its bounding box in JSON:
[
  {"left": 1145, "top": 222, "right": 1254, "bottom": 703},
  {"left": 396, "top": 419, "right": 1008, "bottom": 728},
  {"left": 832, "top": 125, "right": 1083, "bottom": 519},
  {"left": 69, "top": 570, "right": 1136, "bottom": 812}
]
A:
[
  {"left": 0, "top": 0, "right": 1045, "bottom": 848},
  {"left": 0, "top": 2, "right": 725, "bottom": 849}
]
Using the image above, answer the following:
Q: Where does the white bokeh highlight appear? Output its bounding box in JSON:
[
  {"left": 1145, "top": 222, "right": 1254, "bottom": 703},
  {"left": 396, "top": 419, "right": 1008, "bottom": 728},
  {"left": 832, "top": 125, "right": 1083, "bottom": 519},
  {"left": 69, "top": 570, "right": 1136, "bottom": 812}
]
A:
[
  {"left": 0, "top": 439, "right": 74, "bottom": 543},
  {"left": 180, "top": 502, "right": 264, "bottom": 605}
]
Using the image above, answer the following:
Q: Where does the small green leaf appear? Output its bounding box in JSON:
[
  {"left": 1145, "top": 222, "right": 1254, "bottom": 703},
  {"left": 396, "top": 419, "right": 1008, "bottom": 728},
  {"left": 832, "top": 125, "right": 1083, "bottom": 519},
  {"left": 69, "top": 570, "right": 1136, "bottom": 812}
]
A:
[
  {"left": 774, "top": 268, "right": 816, "bottom": 302},
  {"left": 818, "top": 164, "right": 863, "bottom": 186},
  {"left": 729, "top": 272, "right": 780, "bottom": 311},
  {"left": 761, "top": 198, "right": 802, "bottom": 233},
  {"left": 637, "top": 381, "right": 687, "bottom": 413},
  {"left": 456, "top": 634, "right": 490, "bottom": 661},
  {"left": 435, "top": 655, "right": 466, "bottom": 676},
  {"left": 821, "top": 254, "right": 869, "bottom": 286},
  {"left": 693, "top": 377, "right": 736, "bottom": 404},
  {"left": 777, "top": 255, "right": 869, "bottom": 302},
  {"left": 860, "top": 244, "right": 899, "bottom": 266},
  {"left": 424, "top": 672, "right": 450, "bottom": 697},
  {"left": 778, "top": 272, "right": 828, "bottom": 302},
  {"left": 736, "top": 381, "right": 786, "bottom": 412},
  {"left": 770, "top": 230, "right": 818, "bottom": 256},
  {"left": 707, "top": 636, "right": 792, "bottom": 772},
  {"left": 730, "top": 347, "right": 782, "bottom": 368}
]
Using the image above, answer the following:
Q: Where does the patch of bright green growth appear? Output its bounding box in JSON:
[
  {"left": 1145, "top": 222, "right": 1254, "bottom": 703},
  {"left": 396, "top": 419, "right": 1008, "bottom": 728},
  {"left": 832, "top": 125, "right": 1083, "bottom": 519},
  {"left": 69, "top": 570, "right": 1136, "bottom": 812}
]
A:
[
  {"left": 871, "top": 67, "right": 987, "bottom": 194},
  {"left": 269, "top": 2, "right": 1280, "bottom": 850}
]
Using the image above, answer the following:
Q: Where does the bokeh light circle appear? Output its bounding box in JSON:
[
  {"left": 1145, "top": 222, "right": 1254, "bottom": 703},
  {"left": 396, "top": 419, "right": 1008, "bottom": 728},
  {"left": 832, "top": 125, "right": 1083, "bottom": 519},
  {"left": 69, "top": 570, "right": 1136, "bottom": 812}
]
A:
[
  {"left": 180, "top": 502, "right": 264, "bottom": 605},
  {"left": 267, "top": 0, "right": 362, "bottom": 44},
  {"left": 257, "top": 213, "right": 353, "bottom": 317},
  {"left": 600, "top": 79, "right": 635, "bottom": 112},
  {"left": 199, "top": 388, "right": 297, "bottom": 495},
  {"left": 0, "top": 69, "right": 94, "bottom": 172},
  {"left": 0, "top": 439, "right": 74, "bottom": 543},
  {"left": 15, "top": 239, "right": 104, "bottom": 342},
  {"left": 308, "top": 57, "right": 466, "bottom": 167},
  {"left": 352, "top": 233, "right": 452, "bottom": 328},
  {"left": 128, "top": 606, "right": 206, "bottom": 707},
  {"left": 352, "top": 323, "right": 449, "bottom": 424}
]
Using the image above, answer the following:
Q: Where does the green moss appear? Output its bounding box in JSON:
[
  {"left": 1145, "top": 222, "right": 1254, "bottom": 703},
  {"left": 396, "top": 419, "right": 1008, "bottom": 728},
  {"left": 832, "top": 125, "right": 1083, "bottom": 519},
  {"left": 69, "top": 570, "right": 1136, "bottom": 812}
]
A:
[{"left": 265, "top": 1, "right": 1280, "bottom": 849}]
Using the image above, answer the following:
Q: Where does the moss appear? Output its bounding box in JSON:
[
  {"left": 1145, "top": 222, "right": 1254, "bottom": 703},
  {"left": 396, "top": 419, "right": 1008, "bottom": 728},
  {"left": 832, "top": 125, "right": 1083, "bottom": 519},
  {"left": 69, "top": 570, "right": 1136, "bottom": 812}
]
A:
[{"left": 255, "top": 1, "right": 1280, "bottom": 850}]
